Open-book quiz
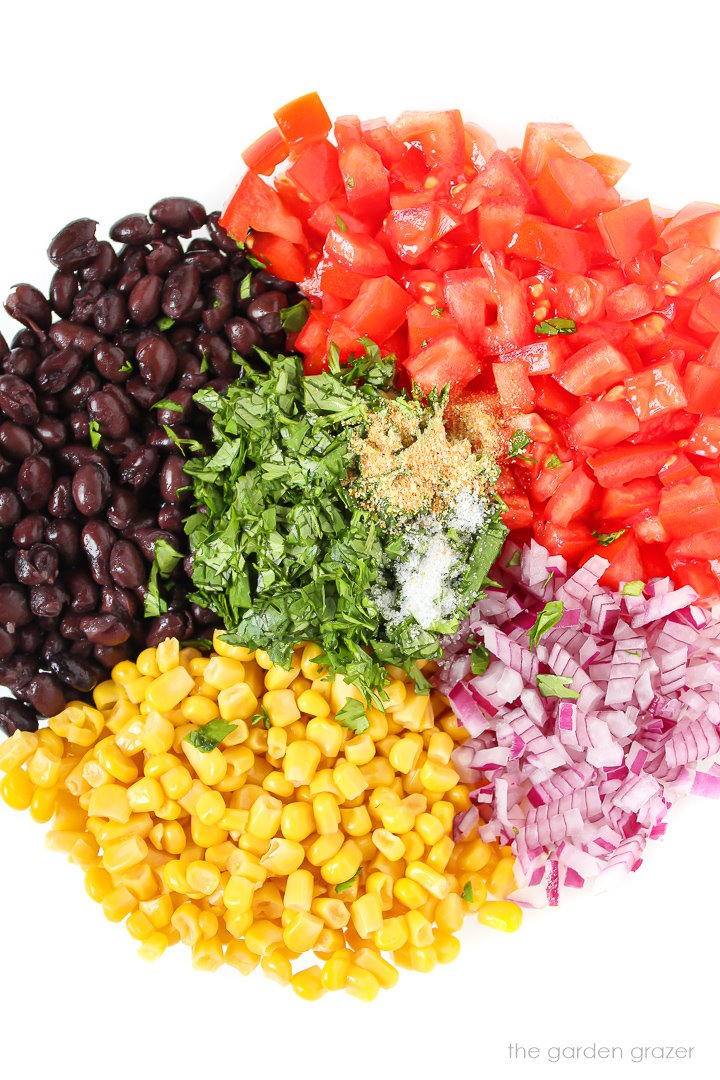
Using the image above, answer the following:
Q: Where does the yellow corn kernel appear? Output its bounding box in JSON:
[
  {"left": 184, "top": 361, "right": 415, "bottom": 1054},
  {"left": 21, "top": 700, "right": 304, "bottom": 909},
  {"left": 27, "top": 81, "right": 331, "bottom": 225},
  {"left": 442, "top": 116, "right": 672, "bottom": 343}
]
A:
[
  {"left": 124, "top": 776, "right": 163, "bottom": 814},
  {"left": 296, "top": 689, "right": 330, "bottom": 719},
  {"left": 460, "top": 873, "right": 487, "bottom": 911},
  {"left": 349, "top": 892, "right": 383, "bottom": 939},
  {"left": 290, "top": 964, "right": 326, "bottom": 1001},
  {"left": 260, "top": 837, "right": 305, "bottom": 876},
  {"left": 427, "top": 835, "right": 454, "bottom": 874},
  {"left": 310, "top": 792, "right": 339, "bottom": 836},
  {"left": 431, "top": 800, "right": 454, "bottom": 833},
  {"left": 183, "top": 741, "right": 227, "bottom": 787},
  {"left": 329, "top": 673, "right": 364, "bottom": 715},
  {"left": 419, "top": 760, "right": 459, "bottom": 794},
  {"left": 344, "top": 733, "right": 375, "bottom": 768},
  {"left": 134, "top": 647, "right": 159, "bottom": 677},
  {"left": 248, "top": 757, "right": 273, "bottom": 787},
  {"left": 405, "top": 909, "right": 434, "bottom": 948},
  {"left": 190, "top": 816, "right": 227, "bottom": 849},
  {"left": 155, "top": 637, "right": 179, "bottom": 673},
  {"left": 402, "top": 831, "right": 425, "bottom": 863},
  {"left": 85, "top": 866, "right": 113, "bottom": 903},
  {"left": 300, "top": 642, "right": 326, "bottom": 680},
  {"left": 253, "top": 882, "right": 284, "bottom": 921},
  {"left": 245, "top": 919, "right": 283, "bottom": 956},
  {"left": 159, "top": 765, "right": 193, "bottom": 801},
  {"left": 264, "top": 656, "right": 301, "bottom": 691},
  {"left": 185, "top": 860, "right": 222, "bottom": 896},
  {"left": 155, "top": 798, "right": 182, "bottom": 822},
  {"left": 202, "top": 655, "right": 245, "bottom": 691},
  {"left": 93, "top": 679, "right": 124, "bottom": 709},
  {"left": 354, "top": 947, "right": 399, "bottom": 990},
  {"left": 308, "top": 769, "right": 340, "bottom": 799},
  {"left": 194, "top": 789, "right": 226, "bottom": 826},
  {"left": 447, "top": 785, "right": 471, "bottom": 812},
  {"left": 259, "top": 948, "right": 291, "bottom": 985},
  {"left": 140, "top": 712, "right": 174, "bottom": 756},
  {"left": 283, "top": 740, "right": 321, "bottom": 787},
  {"left": 220, "top": 808, "right": 249, "bottom": 834},
  {"left": 30, "top": 785, "right": 57, "bottom": 824},
  {"left": 146, "top": 667, "right": 194, "bottom": 713},
  {"left": 45, "top": 829, "right": 85, "bottom": 855},
  {"left": 405, "top": 860, "right": 450, "bottom": 900},
  {"left": 308, "top": 895, "right": 348, "bottom": 929},
  {"left": 282, "top": 868, "right": 314, "bottom": 913},
  {"left": 371, "top": 828, "right": 405, "bottom": 862},
  {"left": 283, "top": 910, "right": 323, "bottom": 953},
  {"left": 320, "top": 839, "right": 362, "bottom": 886},
  {"left": 280, "top": 801, "right": 314, "bottom": 843},
  {"left": 102, "top": 834, "right": 148, "bottom": 874},
  {"left": 489, "top": 857, "right": 518, "bottom": 899},
  {"left": 247, "top": 793, "right": 282, "bottom": 840},
  {"left": 477, "top": 899, "right": 523, "bottom": 933},
  {"left": 262, "top": 689, "right": 301, "bottom": 728},
  {"left": 306, "top": 717, "right": 345, "bottom": 758},
  {"left": 435, "top": 892, "right": 464, "bottom": 934},
  {"left": 180, "top": 695, "right": 218, "bottom": 724},
  {"left": 341, "top": 805, "right": 372, "bottom": 837},
  {"left": 217, "top": 683, "right": 258, "bottom": 725},
  {"left": 427, "top": 730, "right": 454, "bottom": 765},
  {"left": 378, "top": 801, "right": 416, "bottom": 834},
  {"left": 407, "top": 944, "right": 438, "bottom": 973},
  {"left": 209, "top": 629, "right": 250, "bottom": 661},
  {"left": 82, "top": 759, "right": 111, "bottom": 790},
  {"left": 433, "top": 929, "right": 461, "bottom": 964},
  {"left": 374, "top": 915, "right": 409, "bottom": 952},
  {"left": 205, "top": 840, "right": 235, "bottom": 870},
  {"left": 139, "top": 894, "right": 173, "bottom": 929},
  {"left": 322, "top": 951, "right": 351, "bottom": 991},
  {"left": 222, "top": 940, "right": 258, "bottom": 975},
  {"left": 162, "top": 859, "right": 190, "bottom": 894},
  {"left": 393, "top": 877, "right": 428, "bottom": 910},
  {"left": 86, "top": 783, "right": 130, "bottom": 823},
  {"left": 171, "top": 902, "right": 202, "bottom": 946},
  {"left": 191, "top": 936, "right": 224, "bottom": 972},
  {"left": 266, "top": 726, "right": 287, "bottom": 761},
  {"left": 0, "top": 731, "right": 37, "bottom": 773},
  {"left": 365, "top": 871, "right": 394, "bottom": 911},
  {"left": 137, "top": 931, "right": 168, "bottom": 962},
  {"left": 126, "top": 910, "right": 154, "bottom": 942},
  {"left": 94, "top": 740, "right": 138, "bottom": 785},
  {"left": 389, "top": 734, "right": 423, "bottom": 775},
  {"left": 102, "top": 886, "right": 137, "bottom": 922},
  {"left": 227, "top": 848, "right": 267, "bottom": 884},
  {"left": 26, "top": 747, "right": 60, "bottom": 790},
  {"left": 393, "top": 690, "right": 430, "bottom": 732},
  {"left": 112, "top": 659, "right": 139, "bottom": 686},
  {"left": 125, "top": 675, "right": 154, "bottom": 705},
  {"left": 333, "top": 761, "right": 368, "bottom": 801},
  {"left": 383, "top": 679, "right": 407, "bottom": 711},
  {"left": 345, "top": 965, "right": 380, "bottom": 1002}
]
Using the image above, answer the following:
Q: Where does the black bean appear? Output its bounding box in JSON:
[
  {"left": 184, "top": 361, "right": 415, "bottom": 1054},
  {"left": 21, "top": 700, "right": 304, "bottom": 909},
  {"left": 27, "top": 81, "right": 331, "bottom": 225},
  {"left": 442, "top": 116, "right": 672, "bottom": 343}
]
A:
[
  {"left": 66, "top": 569, "right": 99, "bottom": 613},
  {"left": 146, "top": 611, "right": 191, "bottom": 647},
  {"left": 117, "top": 269, "right": 143, "bottom": 296},
  {"left": 100, "top": 585, "right": 137, "bottom": 620},
  {"left": 11, "top": 328, "right": 39, "bottom": 349},
  {"left": 184, "top": 248, "right": 226, "bottom": 275},
  {"left": 0, "top": 330, "right": 7, "bottom": 360},
  {"left": 0, "top": 421, "right": 40, "bottom": 459},
  {"left": 46, "top": 520, "right": 81, "bottom": 565},
  {"left": 224, "top": 316, "right": 262, "bottom": 356},
  {"left": 0, "top": 627, "right": 15, "bottom": 660},
  {"left": 0, "top": 455, "right": 13, "bottom": 480},
  {"left": 93, "top": 342, "right": 132, "bottom": 383},
  {"left": 110, "top": 214, "right": 162, "bottom": 245},
  {"left": 71, "top": 462, "right": 111, "bottom": 516},
  {"left": 34, "top": 346, "right": 84, "bottom": 394},
  {"left": 94, "top": 643, "right": 131, "bottom": 668},
  {"left": 79, "top": 613, "right": 130, "bottom": 646},
  {"left": 136, "top": 334, "right": 177, "bottom": 388},
  {"left": 93, "top": 289, "right": 126, "bottom": 335},
  {"left": 13, "top": 514, "right": 46, "bottom": 547},
  {"left": 246, "top": 289, "right": 287, "bottom": 335},
  {"left": 161, "top": 263, "right": 201, "bottom": 321},
  {"left": 49, "top": 270, "right": 79, "bottom": 318},
  {"left": 3, "top": 347, "right": 39, "bottom": 379},
  {"left": 153, "top": 387, "right": 193, "bottom": 427},
  {"left": 35, "top": 415, "right": 67, "bottom": 451},
  {"left": 0, "top": 374, "right": 40, "bottom": 425},
  {"left": 17, "top": 457, "right": 53, "bottom": 511},
  {"left": 82, "top": 241, "right": 120, "bottom": 285},
  {"left": 206, "top": 211, "right": 238, "bottom": 254},
  {"left": 20, "top": 624, "right": 43, "bottom": 654},
  {"left": 145, "top": 236, "right": 182, "bottom": 276},
  {"left": 128, "top": 274, "right": 163, "bottom": 325},
  {"left": 0, "top": 654, "right": 35, "bottom": 690},
  {"left": 49, "top": 653, "right": 103, "bottom": 692},
  {"left": 106, "top": 487, "right": 138, "bottom": 531},
  {"left": 159, "top": 454, "right": 188, "bottom": 503},
  {"left": 48, "top": 218, "right": 100, "bottom": 271},
  {"left": 49, "top": 319, "right": 103, "bottom": 355},
  {"left": 72, "top": 282, "right": 104, "bottom": 325},
  {"left": 4, "top": 284, "right": 52, "bottom": 334},
  {"left": 81, "top": 519, "right": 116, "bottom": 584},
  {"left": 119, "top": 247, "right": 147, "bottom": 274},
  {"left": 59, "top": 613, "right": 86, "bottom": 640},
  {"left": 158, "top": 503, "right": 184, "bottom": 531},
  {"left": 60, "top": 371, "right": 101, "bottom": 410},
  {"left": 14, "top": 545, "right": 59, "bottom": 586},
  {"left": 68, "top": 411, "right": 90, "bottom": 442},
  {"left": 150, "top": 197, "right": 206, "bottom": 234},
  {"left": 0, "top": 698, "right": 37, "bottom": 736},
  {"left": 196, "top": 331, "right": 234, "bottom": 376},
  {"left": 117, "top": 445, "right": 159, "bottom": 490},
  {"left": 0, "top": 584, "right": 31, "bottom": 628},
  {"left": 20, "top": 672, "right": 67, "bottom": 716},
  {"left": 48, "top": 476, "right": 73, "bottom": 517},
  {"left": 109, "top": 540, "right": 145, "bottom": 588},
  {"left": 124, "top": 377, "right": 160, "bottom": 410},
  {"left": 56, "top": 444, "right": 104, "bottom": 471},
  {"left": 256, "top": 269, "right": 296, "bottom": 293},
  {"left": 87, "top": 389, "right": 130, "bottom": 440},
  {"left": 30, "top": 584, "right": 67, "bottom": 619},
  {"left": 132, "top": 526, "right": 176, "bottom": 563},
  {"left": 0, "top": 487, "right": 21, "bottom": 526}
]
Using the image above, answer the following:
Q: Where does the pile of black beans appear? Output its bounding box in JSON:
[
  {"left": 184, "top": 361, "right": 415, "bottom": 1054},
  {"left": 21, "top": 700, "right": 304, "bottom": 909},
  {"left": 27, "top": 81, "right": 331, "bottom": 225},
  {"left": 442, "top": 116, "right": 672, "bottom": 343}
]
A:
[{"left": 0, "top": 197, "right": 302, "bottom": 734}]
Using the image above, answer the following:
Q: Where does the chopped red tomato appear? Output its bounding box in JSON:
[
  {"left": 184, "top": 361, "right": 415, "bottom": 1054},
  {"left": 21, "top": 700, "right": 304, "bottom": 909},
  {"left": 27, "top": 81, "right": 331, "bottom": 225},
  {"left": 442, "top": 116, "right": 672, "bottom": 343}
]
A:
[
  {"left": 406, "top": 302, "right": 457, "bottom": 353},
  {"left": 510, "top": 220, "right": 591, "bottom": 274},
  {"left": 686, "top": 416, "right": 720, "bottom": 458},
  {"left": 335, "top": 276, "right": 410, "bottom": 344},
  {"left": 660, "top": 202, "right": 720, "bottom": 250},
  {"left": 242, "top": 127, "right": 289, "bottom": 176},
  {"left": 556, "top": 340, "right": 632, "bottom": 396},
  {"left": 493, "top": 360, "right": 535, "bottom": 412},
  {"left": 583, "top": 532, "right": 644, "bottom": 589},
  {"left": 247, "top": 233, "right": 307, "bottom": 282},
  {"left": 384, "top": 204, "right": 460, "bottom": 262},
  {"left": 502, "top": 492, "right": 534, "bottom": 530},
  {"left": 274, "top": 93, "right": 331, "bottom": 146},
  {"left": 220, "top": 170, "right": 305, "bottom": 246},
  {"left": 323, "top": 229, "right": 391, "bottom": 277},
  {"left": 568, "top": 399, "right": 639, "bottom": 450},
  {"left": 658, "top": 476, "right": 720, "bottom": 539},
  {"left": 404, "top": 332, "right": 481, "bottom": 394},
  {"left": 545, "top": 467, "right": 595, "bottom": 527},
  {"left": 589, "top": 444, "right": 676, "bottom": 487},
  {"left": 597, "top": 199, "right": 659, "bottom": 263},
  {"left": 659, "top": 246, "right": 720, "bottom": 293},
  {"left": 624, "top": 362, "right": 688, "bottom": 422},
  {"left": 391, "top": 110, "right": 465, "bottom": 176},
  {"left": 684, "top": 362, "right": 720, "bottom": 415},
  {"left": 601, "top": 477, "right": 660, "bottom": 522},
  {"left": 286, "top": 141, "right": 342, "bottom": 203},
  {"left": 520, "top": 123, "right": 593, "bottom": 181},
  {"left": 338, "top": 140, "right": 389, "bottom": 217},
  {"left": 535, "top": 156, "right": 620, "bottom": 227},
  {"left": 535, "top": 520, "right": 595, "bottom": 562},
  {"left": 458, "top": 151, "right": 532, "bottom": 213}
]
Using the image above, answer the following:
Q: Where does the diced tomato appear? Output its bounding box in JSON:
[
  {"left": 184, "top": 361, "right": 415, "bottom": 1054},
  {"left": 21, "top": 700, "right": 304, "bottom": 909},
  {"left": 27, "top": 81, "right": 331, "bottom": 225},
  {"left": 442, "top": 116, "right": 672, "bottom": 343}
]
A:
[
  {"left": 690, "top": 279, "right": 720, "bottom": 334},
  {"left": 475, "top": 201, "right": 526, "bottom": 251},
  {"left": 493, "top": 359, "right": 535, "bottom": 411},
  {"left": 633, "top": 515, "right": 669, "bottom": 545},
  {"left": 323, "top": 229, "right": 391, "bottom": 277},
  {"left": 404, "top": 331, "right": 481, "bottom": 394},
  {"left": 500, "top": 338, "right": 569, "bottom": 376},
  {"left": 509, "top": 219, "right": 591, "bottom": 274},
  {"left": 605, "top": 284, "right": 654, "bottom": 322},
  {"left": 318, "top": 259, "right": 367, "bottom": 300},
  {"left": 554, "top": 273, "right": 606, "bottom": 323},
  {"left": 668, "top": 531, "right": 720, "bottom": 560},
  {"left": 683, "top": 362, "right": 720, "bottom": 415},
  {"left": 530, "top": 459, "right": 574, "bottom": 502},
  {"left": 583, "top": 532, "right": 644, "bottom": 590},
  {"left": 659, "top": 246, "right": 720, "bottom": 293},
  {"left": 464, "top": 122, "right": 498, "bottom": 166},
  {"left": 306, "top": 201, "right": 372, "bottom": 238},
  {"left": 568, "top": 399, "right": 639, "bottom": 450},
  {"left": 624, "top": 362, "right": 687, "bottom": 422},
  {"left": 502, "top": 492, "right": 534, "bottom": 530},
  {"left": 220, "top": 170, "right": 305, "bottom": 246},
  {"left": 535, "top": 156, "right": 620, "bottom": 227},
  {"left": 442, "top": 269, "right": 493, "bottom": 347},
  {"left": 384, "top": 204, "right": 460, "bottom": 262},
  {"left": 338, "top": 141, "right": 389, "bottom": 217},
  {"left": 242, "top": 127, "right": 289, "bottom": 176},
  {"left": 391, "top": 110, "right": 466, "bottom": 177},
  {"left": 247, "top": 233, "right": 307, "bottom": 282},
  {"left": 668, "top": 557, "right": 720, "bottom": 600},
  {"left": 535, "top": 520, "right": 596, "bottom": 562},
  {"left": 583, "top": 153, "right": 630, "bottom": 187},
  {"left": 545, "top": 467, "right": 595, "bottom": 527},
  {"left": 658, "top": 476, "right": 720, "bottom": 539},
  {"left": 274, "top": 92, "right": 332, "bottom": 146},
  {"left": 295, "top": 310, "right": 331, "bottom": 374},
  {"left": 686, "top": 416, "right": 720, "bottom": 458},
  {"left": 458, "top": 151, "right": 533, "bottom": 213},
  {"left": 660, "top": 201, "right": 720, "bottom": 250},
  {"left": 520, "top": 123, "right": 593, "bottom": 181},
  {"left": 335, "top": 276, "right": 410, "bottom": 344},
  {"left": 589, "top": 443, "right": 676, "bottom": 487},
  {"left": 596, "top": 199, "right": 659, "bottom": 263},
  {"left": 406, "top": 301, "right": 457, "bottom": 353},
  {"left": 360, "top": 118, "right": 406, "bottom": 166},
  {"left": 659, "top": 453, "right": 699, "bottom": 488},
  {"left": 556, "top": 339, "right": 633, "bottom": 396},
  {"left": 601, "top": 477, "right": 660, "bottom": 522},
  {"left": 286, "top": 140, "right": 342, "bottom": 204}
]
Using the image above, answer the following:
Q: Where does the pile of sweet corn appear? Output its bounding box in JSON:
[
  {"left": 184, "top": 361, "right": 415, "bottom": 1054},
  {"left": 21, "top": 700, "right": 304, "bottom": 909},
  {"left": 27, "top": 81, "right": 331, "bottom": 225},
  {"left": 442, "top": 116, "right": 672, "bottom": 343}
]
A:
[{"left": 0, "top": 633, "right": 522, "bottom": 1001}]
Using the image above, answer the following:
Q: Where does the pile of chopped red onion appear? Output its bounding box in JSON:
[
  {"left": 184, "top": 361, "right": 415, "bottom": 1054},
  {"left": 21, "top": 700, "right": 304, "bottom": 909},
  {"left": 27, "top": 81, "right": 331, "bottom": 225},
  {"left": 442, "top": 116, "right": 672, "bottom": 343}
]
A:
[{"left": 438, "top": 540, "right": 720, "bottom": 906}]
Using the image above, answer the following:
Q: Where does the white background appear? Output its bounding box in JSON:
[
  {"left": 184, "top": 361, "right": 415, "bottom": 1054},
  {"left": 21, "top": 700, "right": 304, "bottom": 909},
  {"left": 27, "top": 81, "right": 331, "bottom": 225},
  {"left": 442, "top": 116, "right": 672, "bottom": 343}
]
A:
[{"left": 1, "top": 1, "right": 718, "bottom": 1077}]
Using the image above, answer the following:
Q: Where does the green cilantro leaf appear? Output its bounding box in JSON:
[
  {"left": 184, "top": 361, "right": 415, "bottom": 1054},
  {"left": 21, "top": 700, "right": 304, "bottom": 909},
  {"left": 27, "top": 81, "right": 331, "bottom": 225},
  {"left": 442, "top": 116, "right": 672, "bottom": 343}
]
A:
[
  {"left": 507, "top": 430, "right": 532, "bottom": 459},
  {"left": 347, "top": 177, "right": 355, "bottom": 189},
  {"left": 143, "top": 562, "right": 167, "bottom": 618},
  {"left": 534, "top": 317, "right": 577, "bottom": 336},
  {"left": 421, "top": 339, "right": 429, "bottom": 348},
  {"left": 88, "top": 419, "right": 102, "bottom": 448},
  {"left": 622, "top": 580, "right": 646, "bottom": 596},
  {"left": 592, "top": 529, "right": 626, "bottom": 547},
  {"left": 185, "top": 718, "right": 237, "bottom": 753},
  {"left": 335, "top": 870, "right": 360, "bottom": 894},
  {"left": 536, "top": 674, "right": 579, "bottom": 699},
  {"left": 163, "top": 425, "right": 203, "bottom": 457},
  {"left": 335, "top": 699, "right": 370, "bottom": 735},
  {"left": 198, "top": 347, "right": 209, "bottom": 373},
  {"left": 212, "top": 298, "right": 222, "bottom": 308},
  {"left": 151, "top": 398, "right": 183, "bottom": 413},
  {"left": 280, "top": 299, "right": 311, "bottom": 334},
  {"left": 470, "top": 644, "right": 490, "bottom": 676},
  {"left": 239, "top": 272, "right": 253, "bottom": 300},
  {"left": 506, "top": 550, "right": 521, "bottom": 568},
  {"left": 461, "top": 881, "right": 474, "bottom": 903},
  {"left": 545, "top": 454, "right": 563, "bottom": 470},
  {"left": 542, "top": 570, "right": 555, "bottom": 591},
  {"left": 335, "top": 214, "right": 348, "bottom": 233},
  {"left": 119, "top": 359, "right": 133, "bottom": 374},
  {"left": 528, "top": 600, "right": 564, "bottom": 650},
  {"left": 431, "top": 306, "right": 445, "bottom": 317},
  {"left": 153, "top": 538, "right": 184, "bottom": 577},
  {"left": 251, "top": 707, "right": 271, "bottom": 729},
  {"left": 182, "top": 639, "right": 213, "bottom": 651},
  {"left": 156, "top": 316, "right": 175, "bottom": 331},
  {"left": 246, "top": 253, "right": 268, "bottom": 270}
]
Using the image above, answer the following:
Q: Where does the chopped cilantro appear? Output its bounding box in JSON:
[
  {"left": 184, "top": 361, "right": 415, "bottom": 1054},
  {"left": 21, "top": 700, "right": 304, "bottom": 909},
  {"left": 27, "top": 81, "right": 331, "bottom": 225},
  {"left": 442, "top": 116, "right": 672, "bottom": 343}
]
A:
[
  {"left": 528, "top": 600, "right": 564, "bottom": 650},
  {"left": 280, "top": 299, "right": 311, "bottom": 334},
  {"left": 545, "top": 454, "right": 563, "bottom": 469},
  {"left": 251, "top": 707, "right": 271, "bottom": 729},
  {"left": 246, "top": 253, "right": 268, "bottom": 270},
  {"left": 542, "top": 570, "right": 555, "bottom": 591},
  {"left": 163, "top": 425, "right": 204, "bottom": 457},
  {"left": 347, "top": 177, "right": 355, "bottom": 189},
  {"left": 231, "top": 350, "right": 243, "bottom": 367},
  {"left": 239, "top": 272, "right": 253, "bottom": 300},
  {"left": 506, "top": 550, "right": 521, "bottom": 568},
  {"left": 507, "top": 430, "right": 532, "bottom": 460},
  {"left": 151, "top": 398, "right": 183, "bottom": 413},
  {"left": 182, "top": 638, "right": 212, "bottom": 651},
  {"left": 623, "top": 580, "right": 646, "bottom": 596},
  {"left": 153, "top": 538, "right": 183, "bottom": 577},
  {"left": 198, "top": 347, "right": 209, "bottom": 373},
  {"left": 461, "top": 881, "right": 474, "bottom": 903},
  {"left": 88, "top": 419, "right": 102, "bottom": 449},
  {"left": 119, "top": 359, "right": 133, "bottom": 374},
  {"left": 534, "top": 317, "right": 577, "bottom": 336},
  {"left": 185, "top": 718, "right": 237, "bottom": 753},
  {"left": 537, "top": 674, "right": 579, "bottom": 700},
  {"left": 156, "top": 316, "right": 175, "bottom": 331},
  {"left": 335, "top": 214, "right": 348, "bottom": 233},
  {"left": 421, "top": 339, "right": 429, "bottom": 348},
  {"left": 431, "top": 306, "right": 445, "bottom": 317},
  {"left": 593, "top": 529, "right": 626, "bottom": 546},
  {"left": 143, "top": 563, "right": 167, "bottom": 618},
  {"left": 212, "top": 298, "right": 222, "bottom": 308},
  {"left": 470, "top": 644, "right": 490, "bottom": 676},
  {"left": 335, "top": 870, "right": 360, "bottom": 894},
  {"left": 335, "top": 699, "right": 370, "bottom": 735}
]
